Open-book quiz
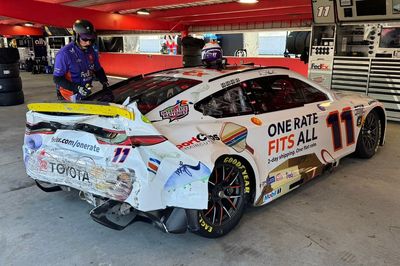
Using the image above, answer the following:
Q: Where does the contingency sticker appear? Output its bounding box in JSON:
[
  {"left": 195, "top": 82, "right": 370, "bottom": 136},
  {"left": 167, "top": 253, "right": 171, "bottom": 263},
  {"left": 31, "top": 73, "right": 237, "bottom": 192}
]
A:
[
  {"left": 221, "top": 78, "right": 240, "bottom": 89},
  {"left": 159, "top": 100, "right": 191, "bottom": 122}
]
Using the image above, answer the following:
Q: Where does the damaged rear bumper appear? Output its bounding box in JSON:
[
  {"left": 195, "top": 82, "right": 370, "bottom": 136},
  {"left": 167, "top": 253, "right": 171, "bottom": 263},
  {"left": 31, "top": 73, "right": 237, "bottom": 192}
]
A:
[
  {"left": 89, "top": 199, "right": 200, "bottom": 234},
  {"left": 34, "top": 180, "right": 201, "bottom": 234}
]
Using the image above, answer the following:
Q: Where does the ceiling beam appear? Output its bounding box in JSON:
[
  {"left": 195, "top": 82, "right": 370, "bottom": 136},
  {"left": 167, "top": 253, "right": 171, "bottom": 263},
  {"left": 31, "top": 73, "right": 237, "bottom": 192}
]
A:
[
  {"left": 64, "top": 0, "right": 125, "bottom": 8},
  {"left": 150, "top": 0, "right": 310, "bottom": 19},
  {"left": 165, "top": 6, "right": 310, "bottom": 23},
  {"left": 0, "top": 24, "right": 43, "bottom": 36},
  {"left": 88, "top": 0, "right": 212, "bottom": 12},
  {"left": 0, "top": 0, "right": 182, "bottom": 31},
  {"left": 187, "top": 14, "right": 312, "bottom": 26}
]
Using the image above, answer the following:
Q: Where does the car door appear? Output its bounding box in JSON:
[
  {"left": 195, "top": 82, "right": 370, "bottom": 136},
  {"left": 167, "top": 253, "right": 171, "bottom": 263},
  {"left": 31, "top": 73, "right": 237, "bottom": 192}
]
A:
[
  {"left": 189, "top": 82, "right": 258, "bottom": 163},
  {"left": 242, "top": 74, "right": 332, "bottom": 206}
]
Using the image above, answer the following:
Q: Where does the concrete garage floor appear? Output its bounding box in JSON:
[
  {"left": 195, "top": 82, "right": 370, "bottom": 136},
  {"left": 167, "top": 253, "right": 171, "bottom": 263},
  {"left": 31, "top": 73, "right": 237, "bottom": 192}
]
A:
[{"left": 1, "top": 72, "right": 400, "bottom": 266}]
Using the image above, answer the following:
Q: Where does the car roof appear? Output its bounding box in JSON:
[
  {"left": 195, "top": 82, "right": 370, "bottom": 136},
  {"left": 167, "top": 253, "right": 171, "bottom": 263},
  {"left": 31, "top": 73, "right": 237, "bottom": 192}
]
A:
[{"left": 147, "top": 65, "right": 289, "bottom": 82}]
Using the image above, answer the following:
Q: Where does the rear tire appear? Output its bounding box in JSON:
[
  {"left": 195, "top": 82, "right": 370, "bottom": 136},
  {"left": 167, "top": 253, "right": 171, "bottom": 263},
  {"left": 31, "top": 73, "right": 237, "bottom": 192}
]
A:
[
  {"left": 355, "top": 110, "right": 381, "bottom": 158},
  {"left": 182, "top": 46, "right": 202, "bottom": 56},
  {"left": 194, "top": 156, "right": 250, "bottom": 238},
  {"left": 0, "top": 63, "right": 20, "bottom": 78},
  {"left": 0, "top": 48, "right": 20, "bottom": 64},
  {"left": 182, "top": 55, "right": 202, "bottom": 67},
  {"left": 0, "top": 77, "right": 22, "bottom": 93},
  {"left": 0, "top": 90, "right": 24, "bottom": 106}
]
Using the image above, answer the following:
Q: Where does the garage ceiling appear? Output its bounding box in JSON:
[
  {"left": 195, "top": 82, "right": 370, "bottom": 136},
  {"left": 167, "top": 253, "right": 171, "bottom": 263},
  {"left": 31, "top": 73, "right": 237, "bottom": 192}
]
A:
[{"left": 0, "top": 0, "right": 312, "bottom": 33}]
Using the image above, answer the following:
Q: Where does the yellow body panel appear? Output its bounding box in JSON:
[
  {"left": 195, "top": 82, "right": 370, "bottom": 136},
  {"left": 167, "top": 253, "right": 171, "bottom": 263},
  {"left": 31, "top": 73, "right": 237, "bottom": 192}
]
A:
[{"left": 27, "top": 102, "right": 135, "bottom": 120}]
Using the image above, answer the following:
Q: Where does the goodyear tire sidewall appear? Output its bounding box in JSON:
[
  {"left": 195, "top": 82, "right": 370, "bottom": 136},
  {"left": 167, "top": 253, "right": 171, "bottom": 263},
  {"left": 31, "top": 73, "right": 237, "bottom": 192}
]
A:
[{"left": 196, "top": 156, "right": 250, "bottom": 238}]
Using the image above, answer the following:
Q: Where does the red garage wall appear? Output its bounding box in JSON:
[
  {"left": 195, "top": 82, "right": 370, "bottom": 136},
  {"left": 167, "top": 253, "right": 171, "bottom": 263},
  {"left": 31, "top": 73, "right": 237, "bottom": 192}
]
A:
[{"left": 99, "top": 53, "right": 308, "bottom": 77}]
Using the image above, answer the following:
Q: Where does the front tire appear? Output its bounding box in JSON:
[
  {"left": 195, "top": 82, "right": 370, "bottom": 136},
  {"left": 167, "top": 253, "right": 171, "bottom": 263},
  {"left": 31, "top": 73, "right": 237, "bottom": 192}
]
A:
[
  {"left": 355, "top": 110, "right": 381, "bottom": 158},
  {"left": 194, "top": 157, "right": 250, "bottom": 238}
]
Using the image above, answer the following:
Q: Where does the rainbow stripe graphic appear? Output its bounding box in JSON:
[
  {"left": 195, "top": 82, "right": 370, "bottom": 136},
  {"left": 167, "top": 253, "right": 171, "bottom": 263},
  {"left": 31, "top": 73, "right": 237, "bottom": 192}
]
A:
[{"left": 221, "top": 127, "right": 247, "bottom": 146}]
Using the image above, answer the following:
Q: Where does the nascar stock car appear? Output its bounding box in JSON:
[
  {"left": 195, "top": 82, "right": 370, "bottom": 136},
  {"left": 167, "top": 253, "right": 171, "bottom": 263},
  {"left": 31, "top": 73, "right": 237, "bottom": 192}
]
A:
[{"left": 23, "top": 65, "right": 386, "bottom": 238}]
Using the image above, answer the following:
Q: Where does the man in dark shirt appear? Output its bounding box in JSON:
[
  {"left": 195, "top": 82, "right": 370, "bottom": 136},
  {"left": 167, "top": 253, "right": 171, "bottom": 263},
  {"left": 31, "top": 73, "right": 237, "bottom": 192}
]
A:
[{"left": 53, "top": 19, "right": 108, "bottom": 101}]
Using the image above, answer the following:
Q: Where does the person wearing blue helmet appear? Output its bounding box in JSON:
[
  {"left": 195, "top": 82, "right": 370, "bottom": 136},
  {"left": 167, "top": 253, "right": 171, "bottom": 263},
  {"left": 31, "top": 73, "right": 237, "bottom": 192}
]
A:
[
  {"left": 53, "top": 19, "right": 108, "bottom": 101},
  {"left": 201, "top": 42, "right": 225, "bottom": 69}
]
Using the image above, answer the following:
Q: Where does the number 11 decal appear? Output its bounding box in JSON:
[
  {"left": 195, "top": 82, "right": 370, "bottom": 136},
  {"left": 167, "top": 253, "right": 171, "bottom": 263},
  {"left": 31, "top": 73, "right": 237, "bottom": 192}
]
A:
[
  {"left": 326, "top": 107, "right": 355, "bottom": 151},
  {"left": 112, "top": 147, "right": 130, "bottom": 163}
]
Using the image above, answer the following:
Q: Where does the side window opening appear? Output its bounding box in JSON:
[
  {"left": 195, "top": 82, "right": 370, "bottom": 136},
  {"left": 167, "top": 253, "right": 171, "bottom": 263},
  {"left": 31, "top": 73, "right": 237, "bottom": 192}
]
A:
[
  {"left": 271, "top": 78, "right": 304, "bottom": 108},
  {"left": 244, "top": 76, "right": 329, "bottom": 115},
  {"left": 291, "top": 78, "right": 329, "bottom": 103},
  {"left": 195, "top": 84, "right": 253, "bottom": 118},
  {"left": 244, "top": 76, "right": 298, "bottom": 113},
  {"left": 244, "top": 75, "right": 309, "bottom": 114}
]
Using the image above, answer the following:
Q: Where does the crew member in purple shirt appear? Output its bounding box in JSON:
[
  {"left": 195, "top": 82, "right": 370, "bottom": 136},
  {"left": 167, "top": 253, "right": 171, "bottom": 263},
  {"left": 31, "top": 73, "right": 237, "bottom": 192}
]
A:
[{"left": 53, "top": 19, "right": 108, "bottom": 101}]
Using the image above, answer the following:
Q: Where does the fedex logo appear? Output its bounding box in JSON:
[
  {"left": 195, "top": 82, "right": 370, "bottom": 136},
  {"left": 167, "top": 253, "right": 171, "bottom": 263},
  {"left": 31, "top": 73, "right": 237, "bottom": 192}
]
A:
[{"left": 311, "top": 63, "right": 329, "bottom": 70}]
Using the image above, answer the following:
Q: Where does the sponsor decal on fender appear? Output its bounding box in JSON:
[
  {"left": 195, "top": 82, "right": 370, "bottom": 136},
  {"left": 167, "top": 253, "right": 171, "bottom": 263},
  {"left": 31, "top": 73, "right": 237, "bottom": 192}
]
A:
[
  {"left": 219, "top": 122, "right": 254, "bottom": 154},
  {"left": 176, "top": 133, "right": 220, "bottom": 150},
  {"left": 354, "top": 104, "right": 365, "bottom": 127},
  {"left": 263, "top": 188, "right": 281, "bottom": 204},
  {"left": 276, "top": 173, "right": 284, "bottom": 182},
  {"left": 159, "top": 100, "right": 191, "bottom": 122},
  {"left": 262, "top": 175, "right": 275, "bottom": 186},
  {"left": 267, "top": 166, "right": 299, "bottom": 187},
  {"left": 147, "top": 158, "right": 161, "bottom": 175}
]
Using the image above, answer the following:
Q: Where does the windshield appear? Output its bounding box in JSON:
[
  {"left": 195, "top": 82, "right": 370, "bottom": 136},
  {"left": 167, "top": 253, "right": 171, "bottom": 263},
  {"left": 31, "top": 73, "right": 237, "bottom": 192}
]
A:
[{"left": 88, "top": 76, "right": 202, "bottom": 114}]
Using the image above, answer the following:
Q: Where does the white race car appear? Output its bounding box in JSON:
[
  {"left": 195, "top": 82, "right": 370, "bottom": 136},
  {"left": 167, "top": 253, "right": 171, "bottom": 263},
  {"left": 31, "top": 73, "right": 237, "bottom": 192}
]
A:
[{"left": 23, "top": 65, "right": 386, "bottom": 238}]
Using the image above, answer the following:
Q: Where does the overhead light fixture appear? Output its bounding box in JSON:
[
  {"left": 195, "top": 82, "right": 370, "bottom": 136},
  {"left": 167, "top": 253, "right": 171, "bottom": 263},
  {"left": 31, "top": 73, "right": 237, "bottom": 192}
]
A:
[
  {"left": 137, "top": 9, "right": 150, "bottom": 15},
  {"left": 24, "top": 22, "right": 34, "bottom": 27},
  {"left": 238, "top": 0, "right": 259, "bottom": 3}
]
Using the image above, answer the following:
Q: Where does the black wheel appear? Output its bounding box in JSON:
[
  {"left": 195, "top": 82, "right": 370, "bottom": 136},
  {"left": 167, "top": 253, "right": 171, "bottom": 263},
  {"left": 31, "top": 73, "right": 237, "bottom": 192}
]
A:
[
  {"left": 0, "top": 63, "right": 20, "bottom": 78},
  {"left": 0, "top": 77, "right": 22, "bottom": 93},
  {"left": 181, "top": 36, "right": 205, "bottom": 49},
  {"left": 194, "top": 157, "right": 250, "bottom": 238},
  {"left": 0, "top": 90, "right": 24, "bottom": 106},
  {"left": 182, "top": 55, "right": 202, "bottom": 67},
  {"left": 0, "top": 48, "right": 20, "bottom": 64},
  {"left": 182, "top": 46, "right": 202, "bottom": 56},
  {"left": 355, "top": 110, "right": 381, "bottom": 158},
  {"left": 286, "top": 32, "right": 297, "bottom": 54}
]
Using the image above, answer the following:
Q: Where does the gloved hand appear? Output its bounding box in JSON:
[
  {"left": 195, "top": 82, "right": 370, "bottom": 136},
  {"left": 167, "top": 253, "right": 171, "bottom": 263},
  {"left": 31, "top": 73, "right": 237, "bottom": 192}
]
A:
[{"left": 77, "top": 84, "right": 92, "bottom": 97}]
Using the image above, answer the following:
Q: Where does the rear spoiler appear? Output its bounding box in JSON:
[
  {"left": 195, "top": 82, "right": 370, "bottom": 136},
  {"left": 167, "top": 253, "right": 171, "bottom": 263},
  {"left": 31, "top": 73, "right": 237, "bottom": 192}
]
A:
[{"left": 27, "top": 102, "right": 135, "bottom": 120}]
